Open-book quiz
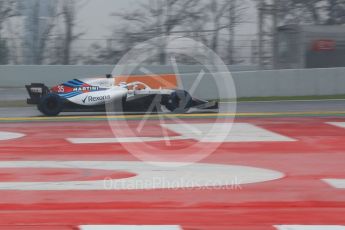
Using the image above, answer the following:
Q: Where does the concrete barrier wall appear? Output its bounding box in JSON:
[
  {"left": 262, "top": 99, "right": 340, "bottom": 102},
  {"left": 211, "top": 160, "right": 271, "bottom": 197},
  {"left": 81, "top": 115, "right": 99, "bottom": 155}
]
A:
[
  {"left": 0, "top": 65, "right": 114, "bottom": 87},
  {"left": 1, "top": 65, "right": 345, "bottom": 99},
  {"left": 0, "top": 65, "right": 257, "bottom": 88},
  {"left": 234, "top": 68, "right": 345, "bottom": 98}
]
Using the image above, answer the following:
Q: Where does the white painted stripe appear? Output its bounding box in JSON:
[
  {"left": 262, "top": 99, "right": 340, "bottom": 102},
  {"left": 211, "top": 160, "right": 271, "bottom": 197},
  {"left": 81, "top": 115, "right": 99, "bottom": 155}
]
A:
[
  {"left": 67, "top": 123, "right": 294, "bottom": 144},
  {"left": 327, "top": 122, "right": 345, "bottom": 129},
  {"left": 322, "top": 179, "right": 345, "bottom": 189},
  {"left": 79, "top": 225, "right": 182, "bottom": 230},
  {"left": 162, "top": 123, "right": 295, "bottom": 142},
  {"left": 0, "top": 161, "right": 284, "bottom": 190},
  {"left": 0, "top": 131, "right": 25, "bottom": 141},
  {"left": 67, "top": 136, "right": 184, "bottom": 144},
  {"left": 274, "top": 225, "right": 345, "bottom": 230}
]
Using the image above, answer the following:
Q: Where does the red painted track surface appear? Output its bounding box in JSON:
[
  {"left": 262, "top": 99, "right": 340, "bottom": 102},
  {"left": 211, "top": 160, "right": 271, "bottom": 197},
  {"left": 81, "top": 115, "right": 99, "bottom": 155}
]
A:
[{"left": 0, "top": 116, "right": 345, "bottom": 229}]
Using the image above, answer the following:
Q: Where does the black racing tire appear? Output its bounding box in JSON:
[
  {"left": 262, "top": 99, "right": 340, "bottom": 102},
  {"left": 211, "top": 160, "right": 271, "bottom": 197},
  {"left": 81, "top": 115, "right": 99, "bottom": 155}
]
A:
[
  {"left": 162, "top": 90, "right": 192, "bottom": 113},
  {"left": 38, "top": 93, "right": 64, "bottom": 116}
]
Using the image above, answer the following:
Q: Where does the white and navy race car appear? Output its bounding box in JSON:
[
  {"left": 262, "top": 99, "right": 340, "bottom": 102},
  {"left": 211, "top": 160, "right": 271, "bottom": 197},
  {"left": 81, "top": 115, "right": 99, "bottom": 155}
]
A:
[{"left": 26, "top": 74, "right": 218, "bottom": 116}]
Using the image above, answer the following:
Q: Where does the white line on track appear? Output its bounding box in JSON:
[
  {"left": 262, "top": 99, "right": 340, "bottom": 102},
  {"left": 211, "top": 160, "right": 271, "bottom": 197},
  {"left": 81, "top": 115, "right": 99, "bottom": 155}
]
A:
[
  {"left": 0, "top": 161, "right": 284, "bottom": 190},
  {"left": 79, "top": 225, "right": 182, "bottom": 230},
  {"left": 161, "top": 123, "right": 295, "bottom": 142},
  {"left": 67, "top": 136, "right": 184, "bottom": 144},
  {"left": 327, "top": 122, "right": 345, "bottom": 129},
  {"left": 67, "top": 123, "right": 295, "bottom": 144},
  {"left": 0, "top": 131, "right": 25, "bottom": 141},
  {"left": 322, "top": 179, "right": 345, "bottom": 189}
]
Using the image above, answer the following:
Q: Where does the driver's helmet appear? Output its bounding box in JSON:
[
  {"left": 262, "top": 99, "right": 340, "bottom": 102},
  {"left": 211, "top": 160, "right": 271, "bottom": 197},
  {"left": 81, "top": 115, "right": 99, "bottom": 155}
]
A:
[{"left": 119, "top": 82, "right": 128, "bottom": 88}]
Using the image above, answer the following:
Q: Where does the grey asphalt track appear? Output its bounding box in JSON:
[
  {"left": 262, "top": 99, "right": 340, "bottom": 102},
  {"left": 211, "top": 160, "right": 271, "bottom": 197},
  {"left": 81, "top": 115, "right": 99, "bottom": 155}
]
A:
[
  {"left": 226, "top": 99, "right": 345, "bottom": 113},
  {"left": 1, "top": 100, "right": 345, "bottom": 118}
]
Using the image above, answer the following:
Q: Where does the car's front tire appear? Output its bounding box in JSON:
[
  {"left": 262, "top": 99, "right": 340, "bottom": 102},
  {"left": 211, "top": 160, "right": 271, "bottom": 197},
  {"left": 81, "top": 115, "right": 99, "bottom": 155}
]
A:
[{"left": 162, "top": 90, "right": 192, "bottom": 113}]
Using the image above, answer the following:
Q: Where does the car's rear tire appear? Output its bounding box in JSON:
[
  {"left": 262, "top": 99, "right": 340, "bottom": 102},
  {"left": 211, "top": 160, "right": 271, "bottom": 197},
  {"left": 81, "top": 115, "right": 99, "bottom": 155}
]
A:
[
  {"left": 162, "top": 90, "right": 192, "bottom": 113},
  {"left": 38, "top": 93, "right": 64, "bottom": 116}
]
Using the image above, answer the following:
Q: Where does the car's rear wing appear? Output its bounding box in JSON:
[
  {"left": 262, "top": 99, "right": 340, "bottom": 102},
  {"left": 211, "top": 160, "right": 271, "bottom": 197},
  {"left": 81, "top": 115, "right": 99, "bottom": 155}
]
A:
[{"left": 25, "top": 83, "right": 50, "bottom": 105}]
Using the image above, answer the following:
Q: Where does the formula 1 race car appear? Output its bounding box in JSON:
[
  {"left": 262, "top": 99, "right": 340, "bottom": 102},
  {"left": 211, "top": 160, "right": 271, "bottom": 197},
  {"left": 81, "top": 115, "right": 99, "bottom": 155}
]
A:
[{"left": 26, "top": 74, "right": 218, "bottom": 116}]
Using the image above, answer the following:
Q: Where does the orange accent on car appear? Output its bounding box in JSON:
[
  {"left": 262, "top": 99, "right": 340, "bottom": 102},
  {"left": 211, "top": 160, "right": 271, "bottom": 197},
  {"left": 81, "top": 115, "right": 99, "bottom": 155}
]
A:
[{"left": 115, "top": 74, "right": 178, "bottom": 89}]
